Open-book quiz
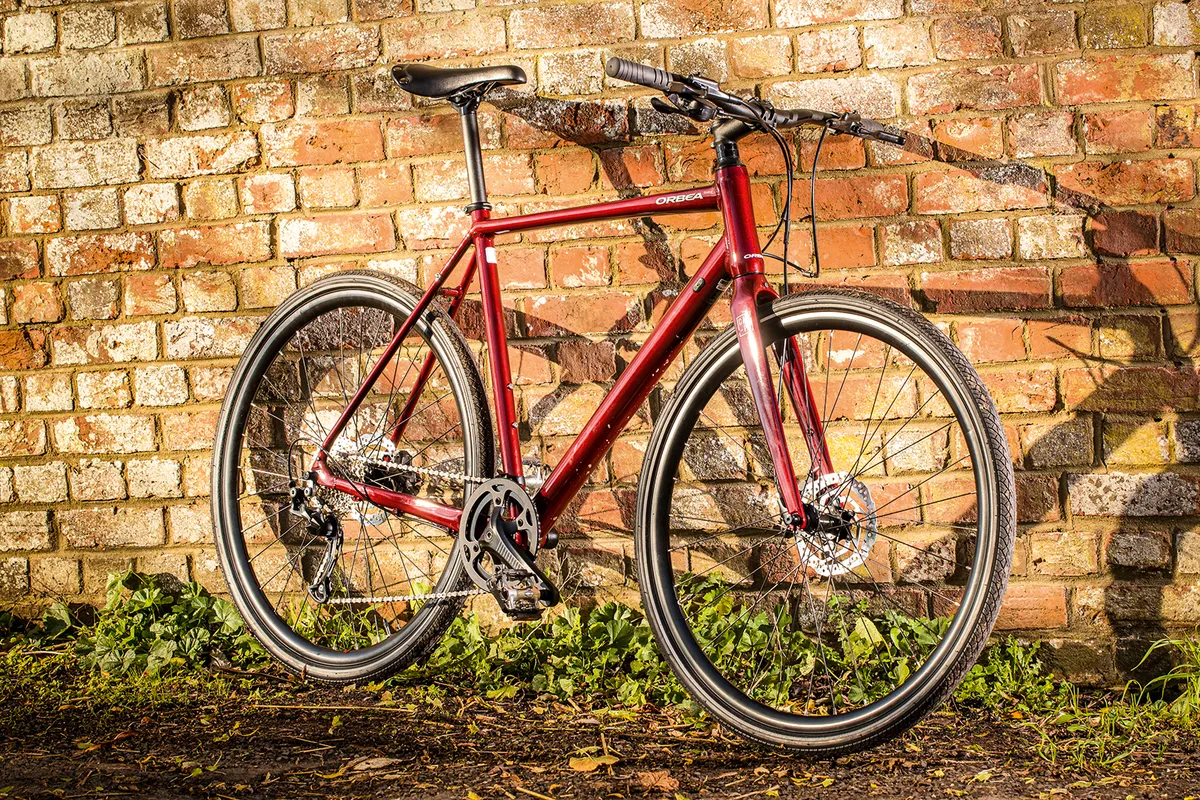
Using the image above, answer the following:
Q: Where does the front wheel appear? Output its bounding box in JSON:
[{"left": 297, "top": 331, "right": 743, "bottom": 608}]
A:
[{"left": 636, "top": 289, "right": 1015, "bottom": 753}]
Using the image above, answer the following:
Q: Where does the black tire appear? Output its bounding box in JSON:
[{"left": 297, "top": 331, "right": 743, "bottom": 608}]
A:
[
  {"left": 636, "top": 289, "right": 1015, "bottom": 753},
  {"left": 212, "top": 270, "right": 493, "bottom": 684}
]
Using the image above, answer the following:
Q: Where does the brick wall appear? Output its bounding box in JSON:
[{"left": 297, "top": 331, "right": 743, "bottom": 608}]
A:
[{"left": 0, "top": 0, "right": 1198, "bottom": 681}]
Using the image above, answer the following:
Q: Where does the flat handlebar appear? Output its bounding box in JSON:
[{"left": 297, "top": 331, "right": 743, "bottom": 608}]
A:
[{"left": 604, "top": 56, "right": 906, "bottom": 146}]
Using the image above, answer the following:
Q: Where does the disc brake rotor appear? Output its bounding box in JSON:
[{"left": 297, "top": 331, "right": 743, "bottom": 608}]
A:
[{"left": 797, "top": 472, "right": 878, "bottom": 578}]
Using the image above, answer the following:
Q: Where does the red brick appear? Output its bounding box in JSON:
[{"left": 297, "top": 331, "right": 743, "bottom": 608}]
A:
[
  {"left": 1056, "top": 54, "right": 1195, "bottom": 105},
  {"left": 1060, "top": 260, "right": 1193, "bottom": 307},
  {"left": 1055, "top": 159, "right": 1193, "bottom": 207},
  {"left": 536, "top": 150, "right": 596, "bottom": 195},
  {"left": 0, "top": 330, "right": 49, "bottom": 371},
  {"left": 615, "top": 241, "right": 676, "bottom": 284},
  {"left": 921, "top": 267, "right": 1051, "bottom": 312},
  {"left": 956, "top": 319, "right": 1025, "bottom": 363},
  {"left": 46, "top": 233, "right": 154, "bottom": 277},
  {"left": 240, "top": 173, "right": 296, "bottom": 214},
  {"left": 1029, "top": 316, "right": 1091, "bottom": 359},
  {"left": 814, "top": 225, "right": 875, "bottom": 269},
  {"left": 792, "top": 27, "right": 862, "bottom": 74},
  {"left": 1084, "top": 108, "right": 1154, "bottom": 154},
  {"left": 159, "top": 221, "right": 272, "bottom": 269},
  {"left": 384, "top": 14, "right": 505, "bottom": 60},
  {"left": 263, "top": 25, "right": 379, "bottom": 73},
  {"left": 1166, "top": 210, "right": 1200, "bottom": 253},
  {"left": 231, "top": 80, "right": 293, "bottom": 124},
  {"left": 792, "top": 174, "right": 907, "bottom": 220},
  {"left": 995, "top": 585, "right": 1068, "bottom": 630},
  {"left": 914, "top": 167, "right": 1048, "bottom": 214},
  {"left": 933, "top": 117, "right": 1003, "bottom": 160},
  {"left": 12, "top": 282, "right": 62, "bottom": 324},
  {"left": 386, "top": 111, "right": 498, "bottom": 157},
  {"left": 0, "top": 240, "right": 39, "bottom": 280},
  {"left": 799, "top": 135, "right": 866, "bottom": 171},
  {"left": 558, "top": 340, "right": 617, "bottom": 384},
  {"left": 263, "top": 119, "right": 383, "bottom": 167},
  {"left": 0, "top": 420, "right": 47, "bottom": 457},
  {"left": 526, "top": 292, "right": 642, "bottom": 337},
  {"left": 1089, "top": 210, "right": 1159, "bottom": 257},
  {"left": 909, "top": 64, "right": 1042, "bottom": 115},
  {"left": 124, "top": 274, "right": 177, "bottom": 316},
  {"left": 931, "top": 16, "right": 1002, "bottom": 60},
  {"left": 144, "top": 132, "right": 259, "bottom": 179},
  {"left": 279, "top": 213, "right": 395, "bottom": 258},
  {"left": 1008, "top": 10, "right": 1077, "bottom": 56},
  {"left": 298, "top": 167, "right": 356, "bottom": 209}
]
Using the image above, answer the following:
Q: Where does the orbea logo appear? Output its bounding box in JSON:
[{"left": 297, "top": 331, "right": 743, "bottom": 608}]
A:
[{"left": 654, "top": 192, "right": 704, "bottom": 205}]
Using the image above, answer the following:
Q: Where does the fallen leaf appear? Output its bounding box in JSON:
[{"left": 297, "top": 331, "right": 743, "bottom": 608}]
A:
[
  {"left": 569, "top": 755, "right": 619, "bottom": 772},
  {"left": 973, "top": 770, "right": 992, "bottom": 782},
  {"left": 348, "top": 757, "right": 404, "bottom": 772},
  {"left": 637, "top": 770, "right": 679, "bottom": 791}
]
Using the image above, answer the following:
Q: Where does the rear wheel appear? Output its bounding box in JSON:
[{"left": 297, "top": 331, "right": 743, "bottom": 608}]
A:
[
  {"left": 636, "top": 289, "right": 1014, "bottom": 753},
  {"left": 212, "top": 270, "right": 493, "bottom": 684}
]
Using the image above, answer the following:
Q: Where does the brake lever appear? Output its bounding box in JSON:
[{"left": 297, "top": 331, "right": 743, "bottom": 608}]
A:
[{"left": 650, "top": 94, "right": 717, "bottom": 123}]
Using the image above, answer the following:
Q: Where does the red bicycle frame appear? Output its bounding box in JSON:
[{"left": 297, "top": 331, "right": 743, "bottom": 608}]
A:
[{"left": 311, "top": 163, "right": 834, "bottom": 541}]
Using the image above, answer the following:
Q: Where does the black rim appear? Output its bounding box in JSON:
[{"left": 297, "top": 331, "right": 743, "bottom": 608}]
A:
[
  {"left": 643, "top": 301, "right": 1000, "bottom": 740},
  {"left": 214, "top": 281, "right": 479, "bottom": 669}
]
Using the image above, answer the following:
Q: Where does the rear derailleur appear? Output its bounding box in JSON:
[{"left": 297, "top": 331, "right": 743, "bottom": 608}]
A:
[
  {"left": 458, "top": 478, "right": 559, "bottom": 620},
  {"left": 290, "top": 477, "right": 343, "bottom": 604}
]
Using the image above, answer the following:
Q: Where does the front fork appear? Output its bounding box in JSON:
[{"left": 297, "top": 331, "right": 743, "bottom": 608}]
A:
[{"left": 719, "top": 164, "right": 834, "bottom": 527}]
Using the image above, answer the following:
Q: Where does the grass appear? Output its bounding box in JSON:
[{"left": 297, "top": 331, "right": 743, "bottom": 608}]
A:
[{"left": 2, "top": 570, "right": 1198, "bottom": 768}]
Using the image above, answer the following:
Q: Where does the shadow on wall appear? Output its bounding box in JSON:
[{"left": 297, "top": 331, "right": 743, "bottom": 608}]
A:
[{"left": 482, "top": 93, "right": 1199, "bottom": 683}]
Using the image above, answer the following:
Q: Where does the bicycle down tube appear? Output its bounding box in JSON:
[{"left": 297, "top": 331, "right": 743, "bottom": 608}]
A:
[{"left": 310, "top": 169, "right": 832, "bottom": 538}]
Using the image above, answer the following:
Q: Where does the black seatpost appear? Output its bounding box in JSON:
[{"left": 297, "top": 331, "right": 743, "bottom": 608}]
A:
[{"left": 450, "top": 91, "right": 490, "bottom": 212}]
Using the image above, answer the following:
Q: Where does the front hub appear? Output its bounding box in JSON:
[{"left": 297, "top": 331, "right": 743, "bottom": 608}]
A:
[{"left": 794, "top": 473, "right": 878, "bottom": 578}]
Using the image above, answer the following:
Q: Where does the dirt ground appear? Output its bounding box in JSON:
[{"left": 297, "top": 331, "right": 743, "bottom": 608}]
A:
[{"left": 1, "top": 680, "right": 1197, "bottom": 800}]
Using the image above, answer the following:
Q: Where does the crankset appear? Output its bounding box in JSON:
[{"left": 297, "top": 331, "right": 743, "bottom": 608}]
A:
[{"left": 458, "top": 478, "right": 559, "bottom": 620}]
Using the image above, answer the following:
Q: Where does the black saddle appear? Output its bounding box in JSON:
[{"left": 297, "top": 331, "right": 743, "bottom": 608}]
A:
[{"left": 392, "top": 63, "right": 526, "bottom": 99}]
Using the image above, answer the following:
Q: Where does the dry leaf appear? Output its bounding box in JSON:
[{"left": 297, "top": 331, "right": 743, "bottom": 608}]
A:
[
  {"left": 636, "top": 770, "right": 679, "bottom": 791},
  {"left": 569, "top": 754, "right": 619, "bottom": 772}
]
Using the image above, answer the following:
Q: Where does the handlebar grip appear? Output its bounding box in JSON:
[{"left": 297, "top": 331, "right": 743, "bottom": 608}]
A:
[{"left": 605, "top": 57, "right": 678, "bottom": 92}]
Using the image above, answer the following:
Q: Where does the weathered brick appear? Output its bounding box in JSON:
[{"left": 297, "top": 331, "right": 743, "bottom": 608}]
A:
[
  {"left": 767, "top": 75, "right": 899, "bottom": 120},
  {"left": 1070, "top": 472, "right": 1199, "bottom": 517},
  {"left": 0, "top": 152, "right": 30, "bottom": 193},
  {"left": 0, "top": 105, "right": 51, "bottom": 147},
  {"left": 162, "top": 410, "right": 218, "bottom": 451},
  {"left": 1057, "top": 54, "right": 1194, "bottom": 105},
  {"left": 76, "top": 370, "right": 131, "bottom": 409},
  {"left": 934, "top": 117, "right": 1003, "bottom": 160},
  {"left": 0, "top": 330, "right": 49, "bottom": 371},
  {"left": 0, "top": 61, "right": 27, "bottom": 105},
  {"left": 13, "top": 463, "right": 68, "bottom": 505},
  {"left": 995, "top": 585, "right": 1068, "bottom": 630},
  {"left": 47, "top": 233, "right": 154, "bottom": 277},
  {"left": 230, "top": 0, "right": 287, "bottom": 31},
  {"left": 1056, "top": 159, "right": 1193, "bottom": 207},
  {"left": 279, "top": 213, "right": 395, "bottom": 258},
  {"left": 296, "top": 74, "right": 349, "bottom": 117},
  {"left": 263, "top": 119, "right": 383, "bottom": 167},
  {"left": 164, "top": 316, "right": 259, "bottom": 359},
  {"left": 1154, "top": 1, "right": 1200, "bottom": 45},
  {"left": 117, "top": 2, "right": 169, "bottom": 44},
  {"left": 1008, "top": 10, "right": 1077, "bottom": 56},
  {"left": 792, "top": 174, "right": 908, "bottom": 220},
  {"left": 57, "top": 99, "right": 113, "bottom": 140},
  {"left": 931, "top": 16, "right": 1001, "bottom": 60},
  {"left": 174, "top": 0, "right": 228, "bottom": 38},
  {"left": 1009, "top": 112, "right": 1076, "bottom": 158},
  {"left": 0, "top": 420, "right": 47, "bottom": 458},
  {"left": 881, "top": 220, "right": 941, "bottom": 265},
  {"left": 914, "top": 167, "right": 1048, "bottom": 214},
  {"left": 144, "top": 132, "right": 259, "bottom": 179},
  {"left": 67, "top": 278, "right": 120, "bottom": 321},
  {"left": 241, "top": 173, "right": 296, "bottom": 214},
  {"left": 6, "top": 195, "right": 59, "bottom": 234},
  {"left": 729, "top": 34, "right": 791, "bottom": 78},
  {"left": 775, "top": 0, "right": 901, "bottom": 28},
  {"left": 127, "top": 458, "right": 182, "bottom": 498},
  {"left": 1017, "top": 215, "right": 1087, "bottom": 260},
  {"left": 60, "top": 507, "right": 165, "bottom": 549},
  {"left": 0, "top": 240, "right": 40, "bottom": 281},
  {"left": 296, "top": 166, "right": 356, "bottom": 209},
  {"left": 1090, "top": 210, "right": 1159, "bottom": 258},
  {"left": 863, "top": 20, "right": 933, "bottom": 69},
  {"left": 64, "top": 189, "right": 121, "bottom": 231},
  {"left": 3, "top": 12, "right": 56, "bottom": 53},
  {"left": 112, "top": 93, "right": 171, "bottom": 137},
  {"left": 180, "top": 271, "right": 237, "bottom": 312},
  {"left": 1063, "top": 365, "right": 1199, "bottom": 412},
  {"left": 29, "top": 52, "right": 144, "bottom": 97},
  {"left": 124, "top": 184, "right": 180, "bottom": 226},
  {"left": 24, "top": 372, "right": 73, "bottom": 413},
  {"left": 1081, "top": 4, "right": 1146, "bottom": 49},
  {"left": 30, "top": 140, "right": 139, "bottom": 190},
  {"left": 909, "top": 64, "right": 1042, "bottom": 115},
  {"left": 0, "top": 511, "right": 52, "bottom": 552},
  {"left": 1031, "top": 532, "right": 1098, "bottom": 577},
  {"left": 133, "top": 365, "right": 188, "bottom": 407},
  {"left": 384, "top": 14, "right": 505, "bottom": 59},
  {"left": 231, "top": 80, "right": 294, "bottom": 124},
  {"left": 61, "top": 6, "right": 116, "bottom": 49},
  {"left": 146, "top": 37, "right": 261, "bottom": 86},
  {"left": 948, "top": 218, "right": 1011, "bottom": 260},
  {"left": 639, "top": 0, "right": 763, "bottom": 38},
  {"left": 264, "top": 25, "right": 379, "bottom": 73},
  {"left": 52, "top": 321, "right": 158, "bottom": 366},
  {"left": 30, "top": 557, "right": 82, "bottom": 595},
  {"left": 239, "top": 265, "right": 296, "bottom": 308},
  {"left": 178, "top": 86, "right": 230, "bottom": 132}
]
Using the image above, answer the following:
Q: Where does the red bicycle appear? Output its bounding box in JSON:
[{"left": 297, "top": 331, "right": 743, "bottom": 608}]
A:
[{"left": 212, "top": 59, "right": 1015, "bottom": 753}]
